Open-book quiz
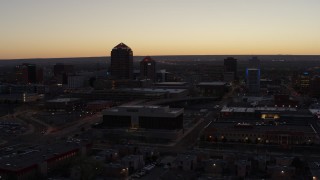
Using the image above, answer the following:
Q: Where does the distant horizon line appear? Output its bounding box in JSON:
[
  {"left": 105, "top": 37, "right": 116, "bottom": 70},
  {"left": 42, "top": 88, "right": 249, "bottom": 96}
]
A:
[{"left": 1, "top": 54, "right": 320, "bottom": 61}]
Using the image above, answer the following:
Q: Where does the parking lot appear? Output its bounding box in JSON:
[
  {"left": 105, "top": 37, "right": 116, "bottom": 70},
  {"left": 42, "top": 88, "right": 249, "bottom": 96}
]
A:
[
  {"left": 36, "top": 111, "right": 94, "bottom": 126},
  {"left": 0, "top": 120, "right": 27, "bottom": 137},
  {"left": 130, "top": 162, "right": 165, "bottom": 180}
]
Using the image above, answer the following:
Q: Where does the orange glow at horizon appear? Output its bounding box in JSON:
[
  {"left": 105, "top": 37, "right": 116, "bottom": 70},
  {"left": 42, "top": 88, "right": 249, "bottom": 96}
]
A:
[{"left": 1, "top": 0, "right": 320, "bottom": 59}]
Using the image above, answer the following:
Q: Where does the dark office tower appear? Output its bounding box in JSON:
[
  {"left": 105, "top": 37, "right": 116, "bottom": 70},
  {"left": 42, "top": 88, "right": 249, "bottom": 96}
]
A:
[
  {"left": 110, "top": 42, "right": 133, "bottom": 80},
  {"left": 310, "top": 76, "right": 320, "bottom": 98},
  {"left": 246, "top": 68, "right": 260, "bottom": 93},
  {"left": 36, "top": 67, "right": 44, "bottom": 83},
  {"left": 140, "top": 56, "right": 156, "bottom": 82},
  {"left": 53, "top": 63, "right": 74, "bottom": 84},
  {"left": 26, "top": 64, "right": 37, "bottom": 83},
  {"left": 53, "top": 63, "right": 74, "bottom": 77},
  {"left": 248, "top": 56, "right": 260, "bottom": 68},
  {"left": 224, "top": 57, "right": 237, "bottom": 79},
  {"left": 15, "top": 63, "right": 43, "bottom": 84},
  {"left": 15, "top": 65, "right": 28, "bottom": 83}
]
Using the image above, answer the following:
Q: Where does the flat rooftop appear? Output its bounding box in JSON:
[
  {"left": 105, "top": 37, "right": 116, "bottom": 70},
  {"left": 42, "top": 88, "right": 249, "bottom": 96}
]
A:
[
  {"left": 121, "top": 88, "right": 187, "bottom": 94},
  {"left": 87, "top": 100, "right": 112, "bottom": 105},
  {"left": 0, "top": 141, "right": 89, "bottom": 171},
  {"left": 198, "top": 82, "right": 227, "bottom": 86},
  {"left": 104, "top": 105, "right": 183, "bottom": 115},
  {"left": 154, "top": 82, "right": 188, "bottom": 86},
  {"left": 221, "top": 106, "right": 297, "bottom": 113},
  {"left": 47, "top": 98, "right": 80, "bottom": 103},
  {"left": 211, "top": 122, "right": 317, "bottom": 134}
]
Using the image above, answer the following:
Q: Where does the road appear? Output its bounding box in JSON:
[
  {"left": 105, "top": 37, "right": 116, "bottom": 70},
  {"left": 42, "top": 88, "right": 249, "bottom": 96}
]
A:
[
  {"left": 2, "top": 83, "right": 234, "bottom": 153},
  {"left": 1, "top": 110, "right": 102, "bottom": 147}
]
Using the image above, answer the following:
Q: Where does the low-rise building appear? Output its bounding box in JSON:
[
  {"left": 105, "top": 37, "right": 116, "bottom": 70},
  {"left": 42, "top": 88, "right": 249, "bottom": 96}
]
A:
[
  {"left": 197, "top": 82, "right": 228, "bottom": 97},
  {"left": 220, "top": 106, "right": 314, "bottom": 125},
  {"left": 96, "top": 149, "right": 119, "bottom": 163},
  {"left": 86, "top": 100, "right": 113, "bottom": 112},
  {"left": 72, "top": 88, "right": 188, "bottom": 101},
  {"left": 267, "top": 165, "right": 295, "bottom": 180},
  {"left": 235, "top": 160, "right": 251, "bottom": 178},
  {"left": 202, "top": 159, "right": 227, "bottom": 175},
  {"left": 308, "top": 161, "right": 320, "bottom": 180},
  {"left": 154, "top": 82, "right": 189, "bottom": 89},
  {"left": 67, "top": 75, "right": 85, "bottom": 89},
  {"left": 121, "top": 155, "right": 144, "bottom": 173},
  {"left": 102, "top": 105, "right": 184, "bottom": 130},
  {"left": 46, "top": 98, "right": 82, "bottom": 112},
  {"left": 0, "top": 142, "right": 91, "bottom": 180},
  {"left": 138, "top": 147, "right": 159, "bottom": 161},
  {"left": 103, "top": 163, "right": 128, "bottom": 179},
  {"left": 204, "top": 122, "right": 319, "bottom": 145},
  {"left": 173, "top": 154, "right": 197, "bottom": 171}
]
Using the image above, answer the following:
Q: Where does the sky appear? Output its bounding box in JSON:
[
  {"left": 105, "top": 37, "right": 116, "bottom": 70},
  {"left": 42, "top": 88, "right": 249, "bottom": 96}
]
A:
[{"left": 1, "top": 0, "right": 320, "bottom": 59}]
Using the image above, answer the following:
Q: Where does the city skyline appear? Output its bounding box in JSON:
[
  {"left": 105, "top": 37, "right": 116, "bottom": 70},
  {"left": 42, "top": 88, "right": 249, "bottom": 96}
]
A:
[{"left": 1, "top": 0, "right": 320, "bottom": 59}]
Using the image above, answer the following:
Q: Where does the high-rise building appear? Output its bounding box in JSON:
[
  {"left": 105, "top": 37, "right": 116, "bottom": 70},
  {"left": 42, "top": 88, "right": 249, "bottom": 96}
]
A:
[
  {"left": 15, "top": 63, "right": 43, "bottom": 84},
  {"left": 110, "top": 43, "right": 133, "bottom": 80},
  {"left": 26, "top": 64, "right": 37, "bottom": 83},
  {"left": 67, "top": 75, "right": 85, "bottom": 89},
  {"left": 53, "top": 63, "right": 74, "bottom": 84},
  {"left": 140, "top": 56, "right": 156, "bottom": 82},
  {"left": 295, "top": 72, "right": 311, "bottom": 94},
  {"left": 53, "top": 63, "right": 74, "bottom": 77},
  {"left": 246, "top": 68, "right": 260, "bottom": 93},
  {"left": 199, "top": 65, "right": 225, "bottom": 82},
  {"left": 310, "top": 75, "right": 320, "bottom": 98},
  {"left": 102, "top": 105, "right": 183, "bottom": 130},
  {"left": 36, "top": 67, "right": 44, "bottom": 83},
  {"left": 224, "top": 57, "right": 237, "bottom": 80}
]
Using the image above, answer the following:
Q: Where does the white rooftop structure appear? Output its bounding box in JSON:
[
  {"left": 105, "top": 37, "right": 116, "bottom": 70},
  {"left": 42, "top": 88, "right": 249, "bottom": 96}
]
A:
[
  {"left": 46, "top": 98, "right": 80, "bottom": 103},
  {"left": 103, "top": 105, "right": 183, "bottom": 117},
  {"left": 221, "top": 106, "right": 297, "bottom": 113},
  {"left": 198, "top": 82, "right": 227, "bottom": 86}
]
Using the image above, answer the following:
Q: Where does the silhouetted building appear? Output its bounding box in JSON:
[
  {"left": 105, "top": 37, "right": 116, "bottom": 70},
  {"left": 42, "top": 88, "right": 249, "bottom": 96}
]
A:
[
  {"left": 200, "top": 65, "right": 225, "bottom": 82},
  {"left": 110, "top": 43, "right": 133, "bottom": 80},
  {"left": 204, "top": 122, "right": 318, "bottom": 145},
  {"left": 53, "top": 63, "right": 74, "bottom": 84},
  {"left": 223, "top": 72, "right": 235, "bottom": 82},
  {"left": 197, "top": 82, "right": 228, "bottom": 97},
  {"left": 46, "top": 98, "right": 82, "bottom": 112},
  {"left": 300, "top": 72, "right": 311, "bottom": 93},
  {"left": 102, "top": 105, "right": 184, "bottom": 130},
  {"left": 274, "top": 94, "right": 299, "bottom": 107},
  {"left": 27, "top": 64, "right": 37, "bottom": 83},
  {"left": 156, "top": 69, "right": 173, "bottom": 82},
  {"left": 53, "top": 63, "right": 74, "bottom": 77},
  {"left": 310, "top": 75, "right": 320, "bottom": 98},
  {"left": 224, "top": 57, "right": 237, "bottom": 79},
  {"left": 246, "top": 68, "right": 260, "bottom": 93},
  {"left": 140, "top": 56, "right": 156, "bottom": 82},
  {"left": 67, "top": 75, "right": 85, "bottom": 89},
  {"left": 0, "top": 142, "right": 91, "bottom": 180},
  {"left": 15, "top": 64, "right": 43, "bottom": 84},
  {"left": 36, "top": 68, "right": 44, "bottom": 83}
]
